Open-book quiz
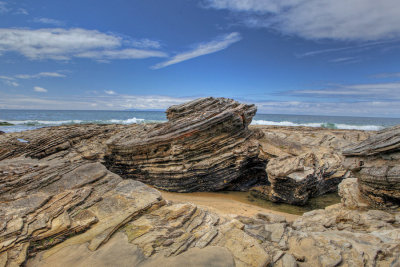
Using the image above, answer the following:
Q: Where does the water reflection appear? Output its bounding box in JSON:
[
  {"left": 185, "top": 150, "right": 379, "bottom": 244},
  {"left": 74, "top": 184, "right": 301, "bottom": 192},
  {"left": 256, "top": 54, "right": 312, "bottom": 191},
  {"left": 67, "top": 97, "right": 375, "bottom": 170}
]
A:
[{"left": 219, "top": 191, "right": 341, "bottom": 215}]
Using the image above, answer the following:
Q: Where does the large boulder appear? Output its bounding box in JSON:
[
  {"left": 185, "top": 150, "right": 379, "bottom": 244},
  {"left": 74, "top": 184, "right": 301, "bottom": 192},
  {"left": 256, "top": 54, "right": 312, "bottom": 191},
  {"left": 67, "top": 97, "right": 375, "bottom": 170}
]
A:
[
  {"left": 343, "top": 125, "right": 400, "bottom": 208},
  {"left": 104, "top": 97, "right": 267, "bottom": 192}
]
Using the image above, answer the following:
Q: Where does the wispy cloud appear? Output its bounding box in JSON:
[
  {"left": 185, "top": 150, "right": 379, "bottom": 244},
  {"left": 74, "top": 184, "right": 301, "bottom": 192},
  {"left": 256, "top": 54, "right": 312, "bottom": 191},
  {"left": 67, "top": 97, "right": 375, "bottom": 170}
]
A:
[
  {"left": 33, "top": 17, "right": 64, "bottom": 26},
  {"left": 284, "top": 82, "right": 400, "bottom": 100},
  {"left": 33, "top": 86, "right": 48, "bottom": 93},
  {"left": 131, "top": 39, "right": 162, "bottom": 49},
  {"left": 0, "top": 1, "right": 9, "bottom": 14},
  {"left": 151, "top": 32, "right": 241, "bottom": 69},
  {"left": 0, "top": 28, "right": 167, "bottom": 61},
  {"left": 252, "top": 100, "right": 400, "bottom": 117},
  {"left": 15, "top": 72, "right": 66, "bottom": 79},
  {"left": 104, "top": 90, "right": 116, "bottom": 95},
  {"left": 0, "top": 75, "right": 19, "bottom": 87},
  {"left": 0, "top": 2, "right": 28, "bottom": 15},
  {"left": 204, "top": 0, "right": 400, "bottom": 41},
  {"left": 76, "top": 48, "right": 167, "bottom": 60},
  {"left": 296, "top": 41, "right": 393, "bottom": 58},
  {"left": 0, "top": 72, "right": 65, "bottom": 87},
  {"left": 0, "top": 92, "right": 193, "bottom": 110},
  {"left": 329, "top": 57, "right": 355, "bottom": 63},
  {"left": 15, "top": 8, "right": 28, "bottom": 15},
  {"left": 372, "top": 72, "right": 400, "bottom": 79}
]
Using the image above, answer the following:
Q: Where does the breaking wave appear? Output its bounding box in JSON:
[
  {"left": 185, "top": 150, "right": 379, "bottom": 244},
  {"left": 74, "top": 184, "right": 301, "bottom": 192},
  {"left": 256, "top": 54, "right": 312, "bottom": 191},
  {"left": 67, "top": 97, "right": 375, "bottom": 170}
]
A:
[
  {"left": 2, "top": 117, "right": 165, "bottom": 126},
  {"left": 251, "top": 120, "right": 384, "bottom": 131}
]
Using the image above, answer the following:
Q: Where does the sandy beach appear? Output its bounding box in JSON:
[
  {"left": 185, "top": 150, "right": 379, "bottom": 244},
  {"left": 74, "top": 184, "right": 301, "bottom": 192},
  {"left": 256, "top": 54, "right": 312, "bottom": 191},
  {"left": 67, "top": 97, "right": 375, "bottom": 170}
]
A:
[{"left": 161, "top": 191, "right": 299, "bottom": 222}]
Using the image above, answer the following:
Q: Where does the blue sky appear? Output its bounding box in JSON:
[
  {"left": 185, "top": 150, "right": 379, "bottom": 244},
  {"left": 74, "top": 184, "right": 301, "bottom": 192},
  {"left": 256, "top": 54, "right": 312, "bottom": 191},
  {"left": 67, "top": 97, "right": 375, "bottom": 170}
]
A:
[{"left": 1, "top": 0, "right": 400, "bottom": 117}]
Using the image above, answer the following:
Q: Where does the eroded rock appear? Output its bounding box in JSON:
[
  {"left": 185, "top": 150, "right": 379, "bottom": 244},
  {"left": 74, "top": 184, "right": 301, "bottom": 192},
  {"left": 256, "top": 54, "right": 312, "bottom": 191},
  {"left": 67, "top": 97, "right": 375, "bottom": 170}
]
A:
[
  {"left": 104, "top": 97, "right": 267, "bottom": 192},
  {"left": 343, "top": 125, "right": 400, "bottom": 208},
  {"left": 252, "top": 125, "right": 370, "bottom": 205}
]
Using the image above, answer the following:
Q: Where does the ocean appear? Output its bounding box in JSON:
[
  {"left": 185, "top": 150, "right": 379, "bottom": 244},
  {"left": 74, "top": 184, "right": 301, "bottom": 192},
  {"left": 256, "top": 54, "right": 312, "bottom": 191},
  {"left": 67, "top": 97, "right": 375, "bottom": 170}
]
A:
[{"left": 1, "top": 109, "right": 400, "bottom": 133}]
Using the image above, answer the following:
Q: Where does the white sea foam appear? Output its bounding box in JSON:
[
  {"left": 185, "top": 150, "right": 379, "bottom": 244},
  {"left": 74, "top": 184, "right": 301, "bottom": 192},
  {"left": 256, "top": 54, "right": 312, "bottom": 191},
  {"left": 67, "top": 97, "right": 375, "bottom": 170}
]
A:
[
  {"left": 109, "top": 117, "right": 145, "bottom": 124},
  {"left": 251, "top": 120, "right": 384, "bottom": 131},
  {"left": 0, "top": 117, "right": 386, "bottom": 132},
  {"left": 3, "top": 117, "right": 156, "bottom": 126},
  {"left": 6, "top": 120, "right": 83, "bottom": 125}
]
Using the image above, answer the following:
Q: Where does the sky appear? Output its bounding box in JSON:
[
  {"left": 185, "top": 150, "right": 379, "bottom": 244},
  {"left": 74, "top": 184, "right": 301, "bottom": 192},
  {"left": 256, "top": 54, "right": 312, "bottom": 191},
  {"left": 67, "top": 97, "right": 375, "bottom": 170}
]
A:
[{"left": 0, "top": 0, "right": 400, "bottom": 117}]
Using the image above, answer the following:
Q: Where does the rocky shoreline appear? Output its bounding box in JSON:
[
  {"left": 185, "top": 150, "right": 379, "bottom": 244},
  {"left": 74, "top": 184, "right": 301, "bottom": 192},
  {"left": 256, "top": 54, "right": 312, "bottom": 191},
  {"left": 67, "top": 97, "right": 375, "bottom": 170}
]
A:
[{"left": 1, "top": 97, "right": 399, "bottom": 266}]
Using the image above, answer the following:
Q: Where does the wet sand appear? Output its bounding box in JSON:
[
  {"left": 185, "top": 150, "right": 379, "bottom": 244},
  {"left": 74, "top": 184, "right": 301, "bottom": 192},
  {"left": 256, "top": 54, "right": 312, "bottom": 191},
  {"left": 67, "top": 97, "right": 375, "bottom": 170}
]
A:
[{"left": 161, "top": 191, "right": 300, "bottom": 222}]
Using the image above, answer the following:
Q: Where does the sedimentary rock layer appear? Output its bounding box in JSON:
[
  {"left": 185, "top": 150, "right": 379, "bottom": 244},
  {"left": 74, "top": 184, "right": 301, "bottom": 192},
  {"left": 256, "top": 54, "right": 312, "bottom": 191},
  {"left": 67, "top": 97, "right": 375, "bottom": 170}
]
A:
[
  {"left": 251, "top": 126, "right": 370, "bottom": 205},
  {"left": 1, "top": 122, "right": 399, "bottom": 267},
  {"left": 104, "top": 97, "right": 267, "bottom": 192},
  {"left": 343, "top": 125, "right": 400, "bottom": 207}
]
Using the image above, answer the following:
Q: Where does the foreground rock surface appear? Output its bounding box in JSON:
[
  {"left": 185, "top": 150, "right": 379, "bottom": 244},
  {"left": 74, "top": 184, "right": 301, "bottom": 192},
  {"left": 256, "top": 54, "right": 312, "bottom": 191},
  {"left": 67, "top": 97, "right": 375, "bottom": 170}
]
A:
[
  {"left": 105, "top": 97, "right": 266, "bottom": 192},
  {"left": 1, "top": 120, "right": 399, "bottom": 266},
  {"left": 343, "top": 125, "right": 400, "bottom": 208},
  {"left": 251, "top": 126, "right": 371, "bottom": 205}
]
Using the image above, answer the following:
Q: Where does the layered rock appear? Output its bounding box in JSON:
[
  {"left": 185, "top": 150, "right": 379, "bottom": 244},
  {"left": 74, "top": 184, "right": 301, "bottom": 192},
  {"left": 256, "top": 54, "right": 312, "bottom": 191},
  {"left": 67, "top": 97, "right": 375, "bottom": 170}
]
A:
[
  {"left": 104, "top": 97, "right": 266, "bottom": 192},
  {"left": 343, "top": 125, "right": 400, "bottom": 208},
  {"left": 1, "top": 121, "right": 400, "bottom": 267},
  {"left": 0, "top": 124, "right": 131, "bottom": 161},
  {"left": 251, "top": 125, "right": 371, "bottom": 205}
]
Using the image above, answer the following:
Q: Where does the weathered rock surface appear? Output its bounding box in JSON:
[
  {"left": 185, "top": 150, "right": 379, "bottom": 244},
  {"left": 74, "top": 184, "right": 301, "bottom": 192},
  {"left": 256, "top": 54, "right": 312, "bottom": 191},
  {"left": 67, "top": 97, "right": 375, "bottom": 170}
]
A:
[
  {"left": 251, "top": 125, "right": 371, "bottom": 205},
  {"left": 104, "top": 97, "right": 266, "bottom": 192},
  {"left": 0, "top": 124, "right": 132, "bottom": 161},
  {"left": 1, "top": 122, "right": 399, "bottom": 267},
  {"left": 343, "top": 125, "right": 400, "bottom": 208}
]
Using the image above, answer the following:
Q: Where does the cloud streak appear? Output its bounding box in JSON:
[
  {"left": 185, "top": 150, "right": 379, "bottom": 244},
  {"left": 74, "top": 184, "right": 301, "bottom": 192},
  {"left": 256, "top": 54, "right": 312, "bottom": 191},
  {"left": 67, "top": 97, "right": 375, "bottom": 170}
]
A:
[
  {"left": 151, "top": 32, "right": 241, "bottom": 69},
  {"left": 372, "top": 72, "right": 400, "bottom": 79},
  {"left": 33, "top": 86, "right": 48, "bottom": 93},
  {"left": 33, "top": 17, "right": 64, "bottom": 26},
  {"left": 285, "top": 82, "right": 400, "bottom": 101},
  {"left": 0, "top": 28, "right": 166, "bottom": 61},
  {"left": 0, "top": 1, "right": 9, "bottom": 13},
  {"left": 15, "top": 72, "right": 66, "bottom": 79},
  {"left": 0, "top": 92, "right": 193, "bottom": 110},
  {"left": 204, "top": 0, "right": 400, "bottom": 41}
]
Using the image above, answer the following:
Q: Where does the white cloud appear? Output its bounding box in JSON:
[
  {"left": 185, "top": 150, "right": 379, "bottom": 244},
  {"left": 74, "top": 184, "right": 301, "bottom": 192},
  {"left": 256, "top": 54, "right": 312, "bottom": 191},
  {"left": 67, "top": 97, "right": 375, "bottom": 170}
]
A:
[
  {"left": 15, "top": 72, "right": 66, "bottom": 79},
  {"left": 0, "top": 90, "right": 399, "bottom": 116},
  {"left": 253, "top": 100, "right": 400, "bottom": 117},
  {"left": 152, "top": 32, "right": 242, "bottom": 69},
  {"left": 0, "top": 75, "right": 19, "bottom": 87},
  {"left": 204, "top": 0, "right": 400, "bottom": 41},
  {"left": 0, "top": 92, "right": 193, "bottom": 110},
  {"left": 286, "top": 82, "right": 400, "bottom": 100},
  {"left": 152, "top": 32, "right": 241, "bottom": 69},
  {"left": 0, "top": 1, "right": 9, "bottom": 13},
  {"left": 33, "top": 17, "right": 64, "bottom": 26},
  {"left": 33, "top": 86, "right": 48, "bottom": 93},
  {"left": 0, "top": 28, "right": 166, "bottom": 61},
  {"left": 104, "top": 90, "right": 116, "bottom": 95},
  {"left": 0, "top": 75, "right": 14, "bottom": 81},
  {"left": 76, "top": 48, "right": 167, "bottom": 60},
  {"left": 15, "top": 8, "right": 28, "bottom": 15},
  {"left": 131, "top": 39, "right": 161, "bottom": 49},
  {"left": 372, "top": 72, "right": 400, "bottom": 78}
]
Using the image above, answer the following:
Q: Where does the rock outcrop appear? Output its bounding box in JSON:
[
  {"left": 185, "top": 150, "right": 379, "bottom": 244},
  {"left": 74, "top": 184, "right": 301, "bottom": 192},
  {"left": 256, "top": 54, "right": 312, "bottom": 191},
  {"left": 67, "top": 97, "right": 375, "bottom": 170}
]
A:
[
  {"left": 251, "top": 125, "right": 371, "bottom": 205},
  {"left": 343, "top": 125, "right": 400, "bottom": 208},
  {"left": 1, "top": 119, "right": 399, "bottom": 267},
  {"left": 104, "top": 97, "right": 266, "bottom": 192}
]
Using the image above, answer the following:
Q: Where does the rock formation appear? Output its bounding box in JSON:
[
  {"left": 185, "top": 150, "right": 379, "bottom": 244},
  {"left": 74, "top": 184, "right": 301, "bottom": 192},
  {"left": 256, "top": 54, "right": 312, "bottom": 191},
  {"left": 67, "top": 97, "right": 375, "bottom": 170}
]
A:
[
  {"left": 343, "top": 125, "right": 400, "bottom": 208},
  {"left": 104, "top": 97, "right": 266, "bottom": 192},
  {"left": 0, "top": 117, "right": 399, "bottom": 266},
  {"left": 251, "top": 126, "right": 371, "bottom": 205}
]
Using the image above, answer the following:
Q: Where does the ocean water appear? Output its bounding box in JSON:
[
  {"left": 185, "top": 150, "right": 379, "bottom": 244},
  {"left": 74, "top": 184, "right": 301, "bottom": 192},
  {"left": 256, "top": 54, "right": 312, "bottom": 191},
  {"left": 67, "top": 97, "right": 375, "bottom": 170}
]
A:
[{"left": 1, "top": 109, "right": 400, "bottom": 133}]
